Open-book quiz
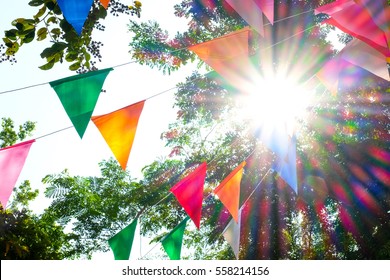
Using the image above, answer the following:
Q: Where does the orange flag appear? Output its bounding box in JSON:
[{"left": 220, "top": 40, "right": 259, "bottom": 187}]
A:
[
  {"left": 188, "top": 27, "right": 258, "bottom": 93},
  {"left": 100, "top": 0, "right": 110, "bottom": 9},
  {"left": 213, "top": 162, "right": 246, "bottom": 223},
  {"left": 91, "top": 101, "right": 145, "bottom": 170}
]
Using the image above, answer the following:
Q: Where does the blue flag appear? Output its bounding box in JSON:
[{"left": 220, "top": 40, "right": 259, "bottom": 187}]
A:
[{"left": 57, "top": 0, "right": 94, "bottom": 35}]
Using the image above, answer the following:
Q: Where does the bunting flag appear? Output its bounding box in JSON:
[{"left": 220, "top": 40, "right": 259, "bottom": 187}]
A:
[
  {"left": 161, "top": 217, "right": 189, "bottom": 260},
  {"left": 188, "top": 27, "right": 258, "bottom": 93},
  {"left": 91, "top": 100, "right": 145, "bottom": 170},
  {"left": 316, "top": 38, "right": 390, "bottom": 94},
  {"left": 170, "top": 162, "right": 207, "bottom": 229},
  {"left": 225, "top": 0, "right": 265, "bottom": 36},
  {"left": 108, "top": 219, "right": 138, "bottom": 260},
  {"left": 257, "top": 120, "right": 291, "bottom": 160},
  {"left": 57, "top": 0, "right": 94, "bottom": 35},
  {"left": 341, "top": 39, "right": 390, "bottom": 81},
  {"left": 273, "top": 135, "right": 298, "bottom": 193},
  {"left": 0, "top": 140, "right": 35, "bottom": 208},
  {"left": 314, "top": 0, "right": 390, "bottom": 57},
  {"left": 222, "top": 208, "right": 242, "bottom": 259},
  {"left": 100, "top": 0, "right": 111, "bottom": 9},
  {"left": 213, "top": 161, "right": 246, "bottom": 223},
  {"left": 49, "top": 68, "right": 113, "bottom": 139},
  {"left": 254, "top": 0, "right": 274, "bottom": 24}
]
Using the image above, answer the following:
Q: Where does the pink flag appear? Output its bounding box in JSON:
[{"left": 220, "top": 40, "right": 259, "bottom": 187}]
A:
[
  {"left": 0, "top": 140, "right": 35, "bottom": 208},
  {"left": 225, "top": 0, "right": 264, "bottom": 36},
  {"left": 170, "top": 163, "right": 207, "bottom": 229},
  {"left": 254, "top": 0, "right": 274, "bottom": 24},
  {"left": 315, "top": 0, "right": 390, "bottom": 57}
]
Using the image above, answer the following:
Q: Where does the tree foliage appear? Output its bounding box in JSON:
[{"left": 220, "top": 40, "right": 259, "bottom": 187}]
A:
[{"left": 1, "top": 0, "right": 142, "bottom": 72}]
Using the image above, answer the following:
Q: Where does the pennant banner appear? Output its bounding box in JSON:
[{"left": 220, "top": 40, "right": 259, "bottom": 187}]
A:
[
  {"left": 213, "top": 161, "right": 246, "bottom": 223},
  {"left": 225, "top": 0, "right": 265, "bottom": 36},
  {"left": 222, "top": 208, "right": 242, "bottom": 259},
  {"left": 100, "top": 0, "right": 111, "bottom": 9},
  {"left": 170, "top": 162, "right": 207, "bottom": 229},
  {"left": 273, "top": 135, "right": 298, "bottom": 193},
  {"left": 49, "top": 68, "right": 113, "bottom": 139},
  {"left": 0, "top": 140, "right": 35, "bottom": 208},
  {"left": 108, "top": 218, "right": 138, "bottom": 260},
  {"left": 315, "top": 0, "right": 390, "bottom": 57},
  {"left": 91, "top": 100, "right": 145, "bottom": 170},
  {"left": 161, "top": 217, "right": 189, "bottom": 260},
  {"left": 188, "top": 27, "right": 258, "bottom": 93},
  {"left": 57, "top": 0, "right": 94, "bottom": 35},
  {"left": 254, "top": 0, "right": 274, "bottom": 24}
]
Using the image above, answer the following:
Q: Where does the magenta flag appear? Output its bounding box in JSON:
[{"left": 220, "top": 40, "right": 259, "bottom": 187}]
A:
[
  {"left": 254, "top": 0, "right": 274, "bottom": 24},
  {"left": 170, "top": 163, "right": 207, "bottom": 229},
  {"left": 0, "top": 140, "right": 35, "bottom": 208},
  {"left": 315, "top": 0, "right": 389, "bottom": 57}
]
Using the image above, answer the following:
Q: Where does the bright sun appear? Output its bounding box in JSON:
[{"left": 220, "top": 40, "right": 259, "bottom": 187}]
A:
[{"left": 238, "top": 73, "right": 314, "bottom": 136}]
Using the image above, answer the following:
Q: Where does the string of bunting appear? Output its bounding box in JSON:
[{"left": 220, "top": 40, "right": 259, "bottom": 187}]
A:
[{"left": 1, "top": 0, "right": 389, "bottom": 260}]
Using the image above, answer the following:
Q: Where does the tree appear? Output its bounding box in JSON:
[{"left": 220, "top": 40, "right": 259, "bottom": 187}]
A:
[
  {"left": 0, "top": 118, "right": 73, "bottom": 260},
  {"left": 1, "top": 0, "right": 142, "bottom": 72}
]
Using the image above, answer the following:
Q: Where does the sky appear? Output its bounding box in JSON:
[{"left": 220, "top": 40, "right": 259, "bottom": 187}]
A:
[
  {"left": 0, "top": 0, "right": 196, "bottom": 211},
  {"left": 0, "top": 0, "right": 199, "bottom": 260}
]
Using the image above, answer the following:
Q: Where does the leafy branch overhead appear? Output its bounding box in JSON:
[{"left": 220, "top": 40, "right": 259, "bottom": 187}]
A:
[{"left": 0, "top": 0, "right": 142, "bottom": 72}]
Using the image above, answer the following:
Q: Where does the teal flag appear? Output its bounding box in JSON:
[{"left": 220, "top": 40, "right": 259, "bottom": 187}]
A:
[
  {"left": 161, "top": 217, "right": 189, "bottom": 260},
  {"left": 49, "top": 68, "right": 113, "bottom": 138},
  {"left": 108, "top": 218, "right": 138, "bottom": 260}
]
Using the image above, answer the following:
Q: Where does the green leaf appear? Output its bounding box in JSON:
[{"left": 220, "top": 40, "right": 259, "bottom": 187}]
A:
[
  {"left": 37, "top": 27, "right": 48, "bottom": 41},
  {"left": 16, "top": 22, "right": 24, "bottom": 31},
  {"left": 34, "top": 5, "right": 47, "bottom": 19},
  {"left": 47, "top": 16, "right": 57, "bottom": 25},
  {"left": 39, "top": 58, "right": 55, "bottom": 70},
  {"left": 69, "top": 61, "right": 81, "bottom": 71},
  {"left": 22, "top": 29, "right": 36, "bottom": 44},
  {"left": 6, "top": 42, "right": 19, "bottom": 56},
  {"left": 29, "top": 0, "right": 44, "bottom": 6},
  {"left": 98, "top": 6, "right": 108, "bottom": 19},
  {"left": 2, "top": 37, "right": 14, "bottom": 48},
  {"left": 4, "top": 29, "right": 18, "bottom": 40},
  {"left": 45, "top": 0, "right": 56, "bottom": 11},
  {"left": 51, "top": 28, "right": 61, "bottom": 37},
  {"left": 65, "top": 52, "right": 78, "bottom": 62}
]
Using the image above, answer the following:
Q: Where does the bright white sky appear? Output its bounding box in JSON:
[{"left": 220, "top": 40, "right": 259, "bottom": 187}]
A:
[{"left": 0, "top": 0, "right": 197, "bottom": 260}]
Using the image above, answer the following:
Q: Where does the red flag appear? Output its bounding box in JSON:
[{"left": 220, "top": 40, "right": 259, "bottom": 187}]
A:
[
  {"left": 170, "top": 163, "right": 207, "bottom": 229},
  {"left": 91, "top": 101, "right": 145, "bottom": 170},
  {"left": 213, "top": 162, "right": 246, "bottom": 223},
  {"left": 188, "top": 27, "right": 258, "bottom": 93},
  {"left": 315, "top": 0, "right": 390, "bottom": 57},
  {"left": 0, "top": 140, "right": 35, "bottom": 208}
]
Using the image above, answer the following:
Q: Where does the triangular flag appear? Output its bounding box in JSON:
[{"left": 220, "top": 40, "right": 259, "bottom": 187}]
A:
[
  {"left": 225, "top": 0, "right": 264, "bottom": 36},
  {"left": 170, "top": 162, "right": 207, "bottom": 229},
  {"left": 222, "top": 208, "right": 242, "bottom": 259},
  {"left": 49, "top": 68, "right": 113, "bottom": 139},
  {"left": 316, "top": 55, "right": 349, "bottom": 95},
  {"left": 188, "top": 27, "right": 258, "bottom": 93},
  {"left": 108, "top": 219, "right": 138, "bottom": 260},
  {"left": 213, "top": 162, "right": 246, "bottom": 223},
  {"left": 341, "top": 39, "right": 390, "bottom": 81},
  {"left": 161, "top": 217, "right": 189, "bottom": 260},
  {"left": 0, "top": 140, "right": 35, "bottom": 208},
  {"left": 257, "top": 120, "right": 291, "bottom": 160},
  {"left": 254, "top": 0, "right": 274, "bottom": 24},
  {"left": 91, "top": 100, "right": 145, "bottom": 170},
  {"left": 273, "top": 135, "right": 298, "bottom": 193},
  {"left": 315, "top": 0, "right": 390, "bottom": 57},
  {"left": 57, "top": 0, "right": 94, "bottom": 35},
  {"left": 100, "top": 0, "right": 110, "bottom": 9}
]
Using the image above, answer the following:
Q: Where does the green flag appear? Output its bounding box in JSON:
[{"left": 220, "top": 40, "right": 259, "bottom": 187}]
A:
[
  {"left": 49, "top": 68, "right": 113, "bottom": 138},
  {"left": 161, "top": 217, "right": 189, "bottom": 260},
  {"left": 108, "top": 218, "right": 138, "bottom": 260}
]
